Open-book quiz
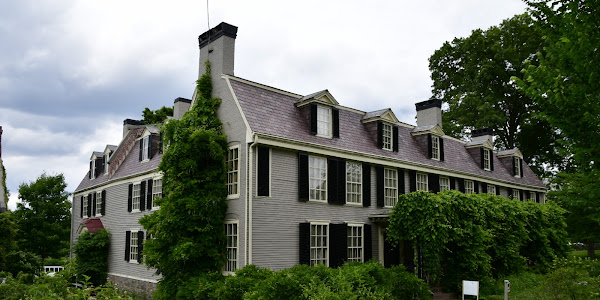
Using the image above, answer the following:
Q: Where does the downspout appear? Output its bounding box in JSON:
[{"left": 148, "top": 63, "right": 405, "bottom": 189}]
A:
[{"left": 246, "top": 134, "right": 258, "bottom": 265}]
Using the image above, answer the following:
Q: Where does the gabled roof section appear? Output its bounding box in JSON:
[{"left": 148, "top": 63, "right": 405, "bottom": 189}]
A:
[
  {"left": 465, "top": 139, "right": 494, "bottom": 149},
  {"left": 411, "top": 124, "right": 445, "bottom": 136},
  {"left": 104, "top": 145, "right": 117, "bottom": 154},
  {"left": 295, "top": 89, "right": 339, "bottom": 107},
  {"left": 90, "top": 152, "right": 104, "bottom": 160},
  {"left": 498, "top": 148, "right": 523, "bottom": 158},
  {"left": 361, "top": 108, "right": 399, "bottom": 124},
  {"left": 78, "top": 218, "right": 104, "bottom": 234}
]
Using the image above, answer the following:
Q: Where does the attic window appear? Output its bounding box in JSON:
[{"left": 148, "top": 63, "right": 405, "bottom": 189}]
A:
[
  {"left": 90, "top": 160, "right": 95, "bottom": 179},
  {"left": 483, "top": 149, "right": 491, "bottom": 171},
  {"left": 317, "top": 105, "right": 331, "bottom": 137},
  {"left": 431, "top": 135, "right": 440, "bottom": 160},
  {"left": 104, "top": 153, "right": 110, "bottom": 174},
  {"left": 514, "top": 157, "right": 522, "bottom": 177},
  {"left": 382, "top": 123, "right": 393, "bottom": 150},
  {"left": 142, "top": 136, "right": 150, "bottom": 161}
]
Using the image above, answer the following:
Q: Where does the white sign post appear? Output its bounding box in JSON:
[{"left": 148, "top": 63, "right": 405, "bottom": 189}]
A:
[{"left": 462, "top": 280, "right": 479, "bottom": 300}]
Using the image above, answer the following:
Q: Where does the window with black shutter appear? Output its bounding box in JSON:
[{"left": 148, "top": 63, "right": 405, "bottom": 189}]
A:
[
  {"left": 101, "top": 190, "right": 106, "bottom": 215},
  {"left": 398, "top": 169, "right": 405, "bottom": 195},
  {"left": 364, "top": 224, "right": 372, "bottom": 261},
  {"left": 457, "top": 178, "right": 465, "bottom": 193},
  {"left": 257, "top": 146, "right": 270, "bottom": 197},
  {"left": 125, "top": 231, "right": 131, "bottom": 261},
  {"left": 299, "top": 223, "right": 310, "bottom": 265},
  {"left": 409, "top": 170, "right": 417, "bottom": 192},
  {"left": 298, "top": 153, "right": 309, "bottom": 201},
  {"left": 92, "top": 192, "right": 97, "bottom": 216},
  {"left": 333, "top": 108, "right": 340, "bottom": 138},
  {"left": 127, "top": 184, "right": 133, "bottom": 212},
  {"left": 496, "top": 185, "right": 501, "bottom": 196},
  {"left": 361, "top": 164, "right": 371, "bottom": 207},
  {"left": 80, "top": 196, "right": 84, "bottom": 218},
  {"left": 140, "top": 181, "right": 146, "bottom": 211},
  {"left": 137, "top": 231, "right": 144, "bottom": 263},
  {"left": 139, "top": 139, "right": 143, "bottom": 161},
  {"left": 377, "top": 121, "right": 383, "bottom": 149},
  {"left": 474, "top": 181, "right": 480, "bottom": 193},
  {"left": 439, "top": 138, "right": 445, "bottom": 161},
  {"left": 327, "top": 159, "right": 339, "bottom": 204},
  {"left": 148, "top": 135, "right": 153, "bottom": 159},
  {"left": 87, "top": 193, "right": 92, "bottom": 217},
  {"left": 376, "top": 166, "right": 384, "bottom": 207},
  {"left": 393, "top": 126, "right": 399, "bottom": 152},
  {"left": 429, "top": 173, "right": 440, "bottom": 193},
  {"left": 146, "top": 179, "right": 153, "bottom": 210},
  {"left": 481, "top": 183, "right": 488, "bottom": 194},
  {"left": 450, "top": 177, "right": 456, "bottom": 190},
  {"left": 310, "top": 103, "right": 318, "bottom": 135},
  {"left": 329, "top": 224, "right": 347, "bottom": 268}
]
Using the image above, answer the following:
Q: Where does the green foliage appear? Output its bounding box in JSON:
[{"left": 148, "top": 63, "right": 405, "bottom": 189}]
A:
[
  {"left": 169, "top": 261, "right": 430, "bottom": 300},
  {"left": 0, "top": 211, "right": 18, "bottom": 270},
  {"left": 13, "top": 172, "right": 71, "bottom": 261},
  {"left": 142, "top": 106, "right": 174, "bottom": 124},
  {"left": 73, "top": 229, "right": 111, "bottom": 286},
  {"left": 387, "top": 191, "right": 569, "bottom": 292},
  {"left": 1, "top": 162, "right": 8, "bottom": 207},
  {"left": 139, "top": 61, "right": 229, "bottom": 298},
  {"left": 2, "top": 250, "right": 42, "bottom": 277}
]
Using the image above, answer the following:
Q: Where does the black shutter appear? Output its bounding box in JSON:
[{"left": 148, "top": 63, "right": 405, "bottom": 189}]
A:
[
  {"left": 480, "top": 148, "right": 485, "bottom": 169},
  {"left": 377, "top": 121, "right": 383, "bottom": 149},
  {"left": 299, "top": 223, "right": 310, "bottom": 265},
  {"left": 519, "top": 159, "right": 524, "bottom": 178},
  {"left": 92, "top": 192, "right": 97, "bottom": 216},
  {"left": 512, "top": 157, "right": 517, "bottom": 176},
  {"left": 474, "top": 181, "right": 480, "bottom": 193},
  {"left": 393, "top": 126, "right": 399, "bottom": 152},
  {"left": 457, "top": 178, "right": 465, "bottom": 193},
  {"left": 337, "top": 160, "right": 346, "bottom": 204},
  {"left": 496, "top": 185, "right": 501, "bottom": 196},
  {"left": 490, "top": 151, "right": 494, "bottom": 171},
  {"left": 125, "top": 231, "right": 131, "bottom": 261},
  {"left": 87, "top": 193, "right": 92, "bottom": 217},
  {"left": 333, "top": 108, "right": 340, "bottom": 138},
  {"left": 536, "top": 192, "right": 540, "bottom": 203},
  {"left": 158, "top": 132, "right": 163, "bottom": 154},
  {"left": 427, "top": 134, "right": 433, "bottom": 158},
  {"left": 140, "top": 181, "right": 146, "bottom": 211},
  {"left": 519, "top": 190, "right": 524, "bottom": 201},
  {"left": 429, "top": 173, "right": 439, "bottom": 193},
  {"left": 128, "top": 184, "right": 133, "bottom": 212},
  {"left": 439, "top": 138, "right": 445, "bottom": 161},
  {"left": 146, "top": 179, "right": 153, "bottom": 210},
  {"left": 257, "top": 146, "right": 270, "bottom": 197},
  {"left": 95, "top": 158, "right": 103, "bottom": 178},
  {"left": 148, "top": 135, "right": 153, "bottom": 159},
  {"left": 139, "top": 139, "right": 143, "bottom": 161},
  {"left": 481, "top": 183, "right": 488, "bottom": 194},
  {"left": 329, "top": 224, "right": 347, "bottom": 268},
  {"left": 137, "top": 231, "right": 144, "bottom": 263},
  {"left": 89, "top": 161, "right": 92, "bottom": 179},
  {"left": 376, "top": 166, "right": 384, "bottom": 207},
  {"left": 507, "top": 188, "right": 513, "bottom": 199},
  {"left": 310, "top": 103, "right": 317, "bottom": 135},
  {"left": 80, "top": 196, "right": 84, "bottom": 218},
  {"left": 362, "top": 164, "right": 371, "bottom": 207},
  {"left": 398, "top": 169, "right": 405, "bottom": 195},
  {"left": 409, "top": 170, "right": 417, "bottom": 192},
  {"left": 327, "top": 158, "right": 338, "bottom": 204},
  {"left": 450, "top": 177, "right": 456, "bottom": 190},
  {"left": 298, "top": 153, "right": 309, "bottom": 201},
  {"left": 364, "top": 224, "right": 372, "bottom": 261},
  {"left": 101, "top": 190, "right": 106, "bottom": 215}
]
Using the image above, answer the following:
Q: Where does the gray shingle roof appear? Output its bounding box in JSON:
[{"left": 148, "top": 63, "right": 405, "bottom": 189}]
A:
[
  {"left": 362, "top": 109, "right": 389, "bottom": 121},
  {"left": 229, "top": 76, "right": 545, "bottom": 189}
]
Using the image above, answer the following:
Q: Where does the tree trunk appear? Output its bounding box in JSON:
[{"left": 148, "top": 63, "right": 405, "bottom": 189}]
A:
[{"left": 587, "top": 239, "right": 596, "bottom": 259}]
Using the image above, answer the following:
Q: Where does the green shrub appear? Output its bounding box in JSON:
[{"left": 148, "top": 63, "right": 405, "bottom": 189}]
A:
[
  {"left": 3, "top": 250, "right": 42, "bottom": 277},
  {"left": 73, "top": 229, "right": 110, "bottom": 286}
]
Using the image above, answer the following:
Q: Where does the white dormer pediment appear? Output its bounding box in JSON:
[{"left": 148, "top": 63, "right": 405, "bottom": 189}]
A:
[
  {"left": 410, "top": 124, "right": 445, "bottom": 137},
  {"left": 89, "top": 151, "right": 104, "bottom": 160},
  {"left": 295, "top": 90, "right": 339, "bottom": 107},
  {"left": 497, "top": 148, "right": 524, "bottom": 159},
  {"left": 465, "top": 139, "right": 494, "bottom": 149},
  {"left": 361, "top": 108, "right": 399, "bottom": 124}
]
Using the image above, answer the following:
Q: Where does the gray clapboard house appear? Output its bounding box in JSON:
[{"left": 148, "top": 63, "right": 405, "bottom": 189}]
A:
[{"left": 71, "top": 22, "right": 547, "bottom": 292}]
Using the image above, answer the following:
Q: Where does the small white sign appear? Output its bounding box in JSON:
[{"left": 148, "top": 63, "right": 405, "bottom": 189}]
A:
[{"left": 463, "top": 280, "right": 479, "bottom": 296}]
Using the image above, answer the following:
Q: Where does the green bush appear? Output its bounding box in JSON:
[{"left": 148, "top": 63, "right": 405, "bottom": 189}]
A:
[
  {"left": 3, "top": 250, "right": 42, "bottom": 277},
  {"left": 73, "top": 229, "right": 110, "bottom": 286}
]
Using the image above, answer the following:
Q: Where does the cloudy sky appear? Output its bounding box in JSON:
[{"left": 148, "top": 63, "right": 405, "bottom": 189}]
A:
[{"left": 1, "top": 0, "right": 529, "bottom": 210}]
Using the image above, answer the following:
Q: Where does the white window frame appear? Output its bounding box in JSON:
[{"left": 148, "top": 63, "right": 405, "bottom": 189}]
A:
[
  {"left": 514, "top": 157, "right": 521, "bottom": 177},
  {"left": 384, "top": 168, "right": 398, "bottom": 208},
  {"left": 347, "top": 223, "right": 364, "bottom": 262},
  {"left": 488, "top": 185, "right": 496, "bottom": 195},
  {"left": 104, "top": 153, "right": 110, "bottom": 174},
  {"left": 310, "top": 222, "right": 329, "bottom": 266},
  {"left": 152, "top": 177, "right": 162, "bottom": 209},
  {"left": 129, "top": 230, "right": 139, "bottom": 263},
  {"left": 465, "top": 180, "right": 474, "bottom": 194},
  {"left": 346, "top": 161, "right": 362, "bottom": 205},
  {"left": 131, "top": 183, "right": 141, "bottom": 212},
  {"left": 431, "top": 135, "right": 440, "bottom": 160},
  {"left": 316, "top": 105, "right": 332, "bottom": 138},
  {"left": 382, "top": 123, "right": 393, "bottom": 151},
  {"left": 82, "top": 195, "right": 88, "bottom": 219},
  {"left": 439, "top": 177, "right": 450, "bottom": 191},
  {"left": 90, "top": 160, "right": 95, "bottom": 179},
  {"left": 224, "top": 220, "right": 239, "bottom": 274},
  {"left": 142, "top": 136, "right": 150, "bottom": 161},
  {"left": 227, "top": 146, "right": 240, "bottom": 198},
  {"left": 309, "top": 156, "right": 327, "bottom": 202},
  {"left": 95, "top": 191, "right": 102, "bottom": 217},
  {"left": 483, "top": 148, "right": 491, "bottom": 171},
  {"left": 416, "top": 173, "right": 428, "bottom": 192},
  {"left": 530, "top": 191, "right": 536, "bottom": 202},
  {"left": 513, "top": 189, "right": 520, "bottom": 200}
]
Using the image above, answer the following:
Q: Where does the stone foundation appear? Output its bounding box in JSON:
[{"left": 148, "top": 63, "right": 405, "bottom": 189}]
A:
[{"left": 108, "top": 274, "right": 157, "bottom": 299}]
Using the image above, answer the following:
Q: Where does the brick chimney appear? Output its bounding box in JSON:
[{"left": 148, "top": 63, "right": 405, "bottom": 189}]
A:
[
  {"left": 197, "top": 22, "right": 238, "bottom": 101},
  {"left": 123, "top": 119, "right": 145, "bottom": 138},
  {"left": 471, "top": 128, "right": 494, "bottom": 144},
  {"left": 173, "top": 97, "right": 192, "bottom": 119},
  {"left": 415, "top": 99, "right": 442, "bottom": 127}
]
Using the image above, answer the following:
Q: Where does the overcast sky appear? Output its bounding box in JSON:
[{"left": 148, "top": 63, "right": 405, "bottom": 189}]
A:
[{"left": 0, "top": 0, "right": 529, "bottom": 210}]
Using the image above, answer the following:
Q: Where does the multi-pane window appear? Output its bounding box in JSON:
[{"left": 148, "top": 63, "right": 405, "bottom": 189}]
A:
[
  {"left": 465, "top": 180, "right": 474, "bottom": 194},
  {"left": 142, "top": 136, "right": 150, "bottom": 161},
  {"left": 530, "top": 191, "right": 536, "bottom": 202},
  {"left": 90, "top": 160, "right": 95, "bottom": 179},
  {"left": 227, "top": 147, "right": 239, "bottom": 196},
  {"left": 104, "top": 154, "right": 110, "bottom": 174},
  {"left": 152, "top": 178, "right": 162, "bottom": 208},
  {"left": 416, "top": 173, "right": 428, "bottom": 192},
  {"left": 82, "top": 195, "right": 88, "bottom": 218},
  {"left": 514, "top": 158, "right": 521, "bottom": 177},
  {"left": 310, "top": 223, "right": 328, "bottom": 266},
  {"left": 316, "top": 106, "right": 331, "bottom": 137},
  {"left": 309, "top": 156, "right": 327, "bottom": 202},
  {"left": 224, "top": 222, "right": 238, "bottom": 273},
  {"left": 384, "top": 168, "right": 398, "bottom": 207},
  {"left": 96, "top": 191, "right": 102, "bottom": 216},
  {"left": 513, "top": 189, "right": 520, "bottom": 200},
  {"left": 483, "top": 149, "right": 491, "bottom": 171},
  {"left": 382, "top": 123, "right": 392, "bottom": 150},
  {"left": 347, "top": 225, "right": 363, "bottom": 262},
  {"left": 132, "top": 183, "right": 140, "bottom": 211},
  {"left": 439, "top": 177, "right": 450, "bottom": 191},
  {"left": 346, "top": 162, "right": 362, "bottom": 204},
  {"left": 432, "top": 136, "right": 440, "bottom": 160},
  {"left": 488, "top": 185, "right": 496, "bottom": 195},
  {"left": 130, "top": 231, "right": 139, "bottom": 262}
]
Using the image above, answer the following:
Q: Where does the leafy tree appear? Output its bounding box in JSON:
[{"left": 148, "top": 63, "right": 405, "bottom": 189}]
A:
[
  {"left": 13, "top": 173, "right": 71, "bottom": 262},
  {"left": 517, "top": 0, "right": 600, "bottom": 257},
  {"left": 429, "top": 14, "right": 564, "bottom": 176},
  {"left": 73, "top": 229, "right": 111, "bottom": 286},
  {"left": 139, "top": 62, "right": 229, "bottom": 299},
  {"left": 0, "top": 212, "right": 18, "bottom": 270},
  {"left": 142, "top": 106, "right": 173, "bottom": 124}
]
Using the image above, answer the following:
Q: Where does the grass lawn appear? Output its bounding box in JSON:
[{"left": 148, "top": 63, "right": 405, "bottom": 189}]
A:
[{"left": 568, "top": 250, "right": 600, "bottom": 259}]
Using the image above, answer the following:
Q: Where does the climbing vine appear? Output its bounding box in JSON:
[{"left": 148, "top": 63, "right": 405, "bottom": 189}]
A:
[
  {"left": 139, "top": 61, "right": 229, "bottom": 299},
  {"left": 2, "top": 162, "right": 8, "bottom": 208}
]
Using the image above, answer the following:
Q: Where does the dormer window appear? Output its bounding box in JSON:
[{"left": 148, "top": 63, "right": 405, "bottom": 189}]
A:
[
  {"left": 431, "top": 135, "right": 440, "bottom": 160},
  {"left": 104, "top": 153, "right": 110, "bottom": 174},
  {"left": 90, "top": 160, "right": 96, "bottom": 179},
  {"left": 483, "top": 149, "right": 491, "bottom": 171},
  {"left": 316, "top": 105, "right": 331, "bottom": 137},
  {"left": 382, "top": 123, "right": 392, "bottom": 150},
  {"left": 139, "top": 134, "right": 153, "bottom": 162},
  {"left": 514, "top": 157, "right": 522, "bottom": 177},
  {"left": 142, "top": 136, "right": 150, "bottom": 161}
]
